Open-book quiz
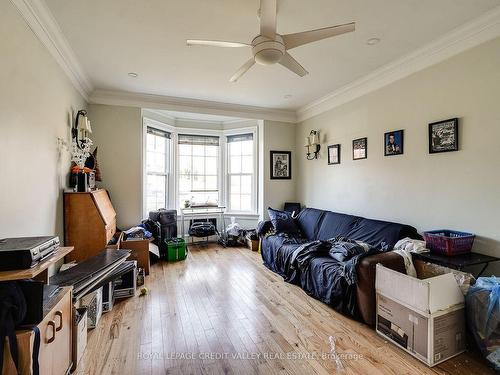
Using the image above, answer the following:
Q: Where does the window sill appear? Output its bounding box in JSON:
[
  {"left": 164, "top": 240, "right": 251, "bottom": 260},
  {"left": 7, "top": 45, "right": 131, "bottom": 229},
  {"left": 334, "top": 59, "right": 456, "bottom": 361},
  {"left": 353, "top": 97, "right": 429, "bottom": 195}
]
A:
[{"left": 224, "top": 212, "right": 260, "bottom": 218}]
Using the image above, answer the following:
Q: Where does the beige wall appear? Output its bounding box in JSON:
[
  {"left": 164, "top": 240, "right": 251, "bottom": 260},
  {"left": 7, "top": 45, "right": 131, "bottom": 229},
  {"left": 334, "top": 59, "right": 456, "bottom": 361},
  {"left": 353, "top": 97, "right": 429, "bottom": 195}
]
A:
[
  {"left": 296, "top": 37, "right": 500, "bottom": 256},
  {"left": 0, "top": 1, "right": 86, "bottom": 239},
  {"left": 88, "top": 104, "right": 143, "bottom": 229},
  {"left": 262, "top": 120, "right": 296, "bottom": 218}
]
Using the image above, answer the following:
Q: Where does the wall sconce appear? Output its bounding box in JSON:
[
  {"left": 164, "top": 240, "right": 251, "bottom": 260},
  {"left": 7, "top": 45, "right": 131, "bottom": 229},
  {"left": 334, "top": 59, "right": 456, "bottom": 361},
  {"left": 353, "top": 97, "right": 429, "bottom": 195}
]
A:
[
  {"left": 304, "top": 130, "right": 321, "bottom": 160},
  {"left": 72, "top": 110, "right": 92, "bottom": 149}
]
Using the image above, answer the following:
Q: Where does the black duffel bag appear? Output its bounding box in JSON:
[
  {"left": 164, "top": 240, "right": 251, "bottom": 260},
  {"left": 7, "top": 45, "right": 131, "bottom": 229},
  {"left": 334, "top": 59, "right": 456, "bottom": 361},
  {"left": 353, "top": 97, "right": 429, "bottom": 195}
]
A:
[{"left": 189, "top": 222, "right": 218, "bottom": 238}]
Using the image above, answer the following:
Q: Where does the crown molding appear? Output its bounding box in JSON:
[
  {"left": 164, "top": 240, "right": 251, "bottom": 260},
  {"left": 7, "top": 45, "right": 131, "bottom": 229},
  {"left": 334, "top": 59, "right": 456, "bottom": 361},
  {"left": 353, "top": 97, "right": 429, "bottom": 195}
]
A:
[
  {"left": 90, "top": 89, "right": 297, "bottom": 123},
  {"left": 10, "top": 0, "right": 93, "bottom": 100},
  {"left": 297, "top": 5, "right": 500, "bottom": 122}
]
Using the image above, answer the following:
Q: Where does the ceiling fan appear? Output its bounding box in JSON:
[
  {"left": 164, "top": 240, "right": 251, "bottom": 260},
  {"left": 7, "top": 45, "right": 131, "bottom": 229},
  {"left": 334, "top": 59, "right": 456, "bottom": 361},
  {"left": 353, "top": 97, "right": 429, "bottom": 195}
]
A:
[{"left": 186, "top": 0, "right": 355, "bottom": 82}]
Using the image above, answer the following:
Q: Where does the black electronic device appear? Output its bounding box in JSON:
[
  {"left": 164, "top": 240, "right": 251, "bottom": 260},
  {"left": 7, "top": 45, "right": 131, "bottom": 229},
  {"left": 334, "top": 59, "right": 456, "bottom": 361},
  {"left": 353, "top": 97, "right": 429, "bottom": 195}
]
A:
[{"left": 0, "top": 236, "right": 59, "bottom": 271}]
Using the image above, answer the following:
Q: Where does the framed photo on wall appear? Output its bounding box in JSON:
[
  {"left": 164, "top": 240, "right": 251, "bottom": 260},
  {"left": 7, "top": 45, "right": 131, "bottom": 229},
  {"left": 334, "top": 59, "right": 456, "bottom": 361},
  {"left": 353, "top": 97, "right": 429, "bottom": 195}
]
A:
[
  {"left": 270, "top": 151, "right": 291, "bottom": 179},
  {"left": 384, "top": 130, "right": 404, "bottom": 156},
  {"left": 328, "top": 144, "right": 341, "bottom": 165},
  {"left": 429, "top": 118, "right": 459, "bottom": 154},
  {"left": 352, "top": 138, "right": 367, "bottom": 160}
]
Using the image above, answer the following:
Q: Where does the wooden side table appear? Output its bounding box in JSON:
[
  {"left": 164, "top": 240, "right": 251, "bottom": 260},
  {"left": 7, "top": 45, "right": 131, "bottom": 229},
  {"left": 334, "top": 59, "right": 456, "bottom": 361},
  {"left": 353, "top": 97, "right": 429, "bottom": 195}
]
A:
[
  {"left": 412, "top": 251, "right": 500, "bottom": 278},
  {"left": 0, "top": 246, "right": 74, "bottom": 283}
]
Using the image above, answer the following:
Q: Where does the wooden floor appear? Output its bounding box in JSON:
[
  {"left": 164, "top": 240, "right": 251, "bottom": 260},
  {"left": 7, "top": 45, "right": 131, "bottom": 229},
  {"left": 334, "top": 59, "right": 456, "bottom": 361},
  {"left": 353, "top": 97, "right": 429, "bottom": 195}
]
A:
[{"left": 76, "top": 245, "right": 492, "bottom": 375}]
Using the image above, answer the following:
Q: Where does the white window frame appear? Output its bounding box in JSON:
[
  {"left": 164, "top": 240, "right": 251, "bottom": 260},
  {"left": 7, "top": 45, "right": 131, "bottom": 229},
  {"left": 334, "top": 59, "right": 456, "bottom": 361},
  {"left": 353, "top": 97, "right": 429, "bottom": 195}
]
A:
[
  {"left": 142, "top": 117, "right": 258, "bottom": 218},
  {"left": 224, "top": 127, "right": 258, "bottom": 215},
  {"left": 142, "top": 118, "right": 176, "bottom": 218},
  {"left": 176, "top": 131, "right": 222, "bottom": 210}
]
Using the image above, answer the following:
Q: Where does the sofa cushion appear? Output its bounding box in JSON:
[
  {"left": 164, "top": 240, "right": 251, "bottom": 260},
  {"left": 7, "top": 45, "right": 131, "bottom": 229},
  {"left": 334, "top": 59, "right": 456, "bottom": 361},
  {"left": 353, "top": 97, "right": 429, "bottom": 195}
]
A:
[
  {"left": 268, "top": 207, "right": 300, "bottom": 235},
  {"left": 345, "top": 218, "right": 420, "bottom": 249},
  {"left": 296, "top": 208, "right": 325, "bottom": 240},
  {"left": 317, "top": 211, "right": 360, "bottom": 241}
]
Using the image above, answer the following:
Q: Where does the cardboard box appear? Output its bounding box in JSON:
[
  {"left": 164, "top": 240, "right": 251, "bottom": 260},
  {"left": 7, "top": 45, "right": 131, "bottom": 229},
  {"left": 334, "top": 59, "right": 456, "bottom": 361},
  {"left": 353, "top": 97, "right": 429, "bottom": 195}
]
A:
[
  {"left": 375, "top": 264, "right": 466, "bottom": 366},
  {"left": 72, "top": 307, "right": 88, "bottom": 370},
  {"left": 247, "top": 238, "right": 259, "bottom": 251}
]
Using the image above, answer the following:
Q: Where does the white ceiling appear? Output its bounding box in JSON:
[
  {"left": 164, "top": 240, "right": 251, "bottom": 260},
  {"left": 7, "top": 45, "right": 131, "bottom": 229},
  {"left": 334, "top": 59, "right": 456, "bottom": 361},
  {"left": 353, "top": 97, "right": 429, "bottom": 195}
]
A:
[{"left": 44, "top": 0, "right": 500, "bottom": 111}]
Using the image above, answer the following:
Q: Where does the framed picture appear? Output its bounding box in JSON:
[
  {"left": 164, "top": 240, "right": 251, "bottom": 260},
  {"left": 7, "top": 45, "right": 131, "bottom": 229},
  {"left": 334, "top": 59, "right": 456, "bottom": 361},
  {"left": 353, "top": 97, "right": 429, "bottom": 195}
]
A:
[
  {"left": 270, "top": 151, "right": 291, "bottom": 179},
  {"left": 384, "top": 130, "right": 404, "bottom": 156},
  {"left": 429, "top": 118, "right": 459, "bottom": 153},
  {"left": 328, "top": 144, "right": 341, "bottom": 165},
  {"left": 352, "top": 138, "right": 367, "bottom": 160}
]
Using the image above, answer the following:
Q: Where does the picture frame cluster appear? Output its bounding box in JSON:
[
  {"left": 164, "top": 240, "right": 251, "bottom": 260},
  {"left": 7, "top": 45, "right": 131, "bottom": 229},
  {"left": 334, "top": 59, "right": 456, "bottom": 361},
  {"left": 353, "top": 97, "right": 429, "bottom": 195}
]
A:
[{"left": 327, "top": 117, "right": 459, "bottom": 165}]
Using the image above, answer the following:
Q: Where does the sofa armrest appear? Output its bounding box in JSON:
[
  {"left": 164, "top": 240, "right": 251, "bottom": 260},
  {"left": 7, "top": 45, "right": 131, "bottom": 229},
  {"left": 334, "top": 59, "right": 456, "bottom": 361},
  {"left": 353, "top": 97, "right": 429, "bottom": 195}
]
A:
[
  {"left": 356, "top": 251, "right": 406, "bottom": 326},
  {"left": 256, "top": 220, "right": 273, "bottom": 238}
]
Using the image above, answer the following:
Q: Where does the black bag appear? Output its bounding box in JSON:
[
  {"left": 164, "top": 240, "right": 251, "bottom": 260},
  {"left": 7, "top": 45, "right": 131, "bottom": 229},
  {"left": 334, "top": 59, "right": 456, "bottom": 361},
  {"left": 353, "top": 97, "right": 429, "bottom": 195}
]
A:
[
  {"left": 0, "top": 281, "right": 27, "bottom": 373},
  {"left": 189, "top": 222, "right": 218, "bottom": 238},
  {"left": 148, "top": 209, "right": 177, "bottom": 241},
  {"left": 142, "top": 219, "right": 161, "bottom": 245}
]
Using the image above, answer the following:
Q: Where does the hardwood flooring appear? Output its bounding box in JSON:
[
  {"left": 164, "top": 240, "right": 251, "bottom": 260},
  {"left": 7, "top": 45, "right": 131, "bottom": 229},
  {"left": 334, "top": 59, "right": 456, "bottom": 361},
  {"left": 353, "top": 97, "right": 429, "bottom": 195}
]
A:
[{"left": 75, "top": 245, "right": 492, "bottom": 375}]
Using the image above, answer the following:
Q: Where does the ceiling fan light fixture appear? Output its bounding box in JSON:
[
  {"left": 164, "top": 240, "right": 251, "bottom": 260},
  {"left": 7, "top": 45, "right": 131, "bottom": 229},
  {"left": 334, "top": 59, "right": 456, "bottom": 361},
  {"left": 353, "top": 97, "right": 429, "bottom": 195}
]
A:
[
  {"left": 187, "top": 0, "right": 355, "bottom": 81},
  {"left": 128, "top": 72, "right": 138, "bottom": 77}
]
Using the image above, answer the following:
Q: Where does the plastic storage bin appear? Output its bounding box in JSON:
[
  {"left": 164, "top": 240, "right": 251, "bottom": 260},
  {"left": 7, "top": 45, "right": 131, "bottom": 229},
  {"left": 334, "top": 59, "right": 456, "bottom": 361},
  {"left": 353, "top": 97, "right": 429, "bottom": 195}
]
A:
[
  {"left": 166, "top": 238, "right": 187, "bottom": 262},
  {"left": 423, "top": 230, "right": 475, "bottom": 256}
]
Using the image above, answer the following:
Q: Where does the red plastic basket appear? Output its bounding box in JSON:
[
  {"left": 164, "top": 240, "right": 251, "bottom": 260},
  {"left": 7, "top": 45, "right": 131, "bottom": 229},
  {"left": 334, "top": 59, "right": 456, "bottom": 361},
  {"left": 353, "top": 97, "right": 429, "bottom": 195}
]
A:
[{"left": 423, "top": 230, "right": 475, "bottom": 256}]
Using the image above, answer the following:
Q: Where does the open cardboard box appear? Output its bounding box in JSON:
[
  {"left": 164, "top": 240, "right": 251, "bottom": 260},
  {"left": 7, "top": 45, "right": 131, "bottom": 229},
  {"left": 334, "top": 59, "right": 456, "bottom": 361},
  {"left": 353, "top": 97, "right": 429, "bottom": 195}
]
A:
[{"left": 375, "top": 264, "right": 466, "bottom": 366}]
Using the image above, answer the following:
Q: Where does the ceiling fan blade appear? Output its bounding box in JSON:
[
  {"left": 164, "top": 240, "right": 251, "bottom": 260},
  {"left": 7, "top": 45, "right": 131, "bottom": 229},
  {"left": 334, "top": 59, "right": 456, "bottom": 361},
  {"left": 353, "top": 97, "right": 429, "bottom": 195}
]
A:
[
  {"left": 279, "top": 52, "right": 308, "bottom": 77},
  {"left": 230, "top": 59, "right": 255, "bottom": 82},
  {"left": 260, "top": 0, "right": 277, "bottom": 38},
  {"left": 282, "top": 22, "right": 355, "bottom": 50},
  {"left": 186, "top": 39, "right": 250, "bottom": 48}
]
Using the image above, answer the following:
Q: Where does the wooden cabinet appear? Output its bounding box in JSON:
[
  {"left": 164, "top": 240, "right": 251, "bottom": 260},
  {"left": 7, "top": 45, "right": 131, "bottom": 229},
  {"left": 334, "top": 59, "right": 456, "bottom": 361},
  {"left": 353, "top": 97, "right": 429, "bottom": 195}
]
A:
[
  {"left": 3, "top": 287, "right": 73, "bottom": 375},
  {"left": 64, "top": 190, "right": 117, "bottom": 263}
]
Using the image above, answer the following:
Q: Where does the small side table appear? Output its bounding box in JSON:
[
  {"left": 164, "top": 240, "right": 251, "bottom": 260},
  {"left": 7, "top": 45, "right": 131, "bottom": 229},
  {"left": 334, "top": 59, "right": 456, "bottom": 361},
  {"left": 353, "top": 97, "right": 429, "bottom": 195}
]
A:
[{"left": 412, "top": 251, "right": 500, "bottom": 278}]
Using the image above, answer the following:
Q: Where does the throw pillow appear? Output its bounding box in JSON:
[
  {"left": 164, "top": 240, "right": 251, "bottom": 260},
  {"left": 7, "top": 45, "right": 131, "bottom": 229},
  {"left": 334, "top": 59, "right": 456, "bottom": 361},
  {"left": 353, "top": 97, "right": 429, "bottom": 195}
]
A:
[{"left": 268, "top": 207, "right": 300, "bottom": 235}]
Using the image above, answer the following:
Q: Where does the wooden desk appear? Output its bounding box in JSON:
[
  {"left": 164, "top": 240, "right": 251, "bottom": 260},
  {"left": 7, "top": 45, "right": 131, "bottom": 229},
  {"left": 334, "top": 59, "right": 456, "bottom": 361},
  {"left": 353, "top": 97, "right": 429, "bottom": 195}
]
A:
[{"left": 0, "top": 246, "right": 73, "bottom": 283}]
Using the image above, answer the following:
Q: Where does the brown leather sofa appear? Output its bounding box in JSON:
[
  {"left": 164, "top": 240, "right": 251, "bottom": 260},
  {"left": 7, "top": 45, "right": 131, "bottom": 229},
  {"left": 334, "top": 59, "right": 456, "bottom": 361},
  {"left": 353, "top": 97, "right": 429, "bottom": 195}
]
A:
[{"left": 356, "top": 252, "right": 406, "bottom": 325}]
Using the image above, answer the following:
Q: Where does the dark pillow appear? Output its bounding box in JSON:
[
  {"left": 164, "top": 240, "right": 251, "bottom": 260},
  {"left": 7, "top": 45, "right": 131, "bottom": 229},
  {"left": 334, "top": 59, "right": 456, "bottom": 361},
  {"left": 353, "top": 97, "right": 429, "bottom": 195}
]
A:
[{"left": 267, "top": 207, "right": 300, "bottom": 235}]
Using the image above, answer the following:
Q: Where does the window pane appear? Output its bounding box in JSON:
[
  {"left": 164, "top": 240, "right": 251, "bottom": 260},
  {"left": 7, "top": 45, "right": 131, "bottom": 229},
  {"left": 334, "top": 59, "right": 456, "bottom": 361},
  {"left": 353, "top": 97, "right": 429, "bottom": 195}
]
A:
[
  {"left": 178, "top": 144, "right": 191, "bottom": 156},
  {"left": 192, "top": 156, "right": 205, "bottom": 175},
  {"left": 146, "top": 174, "right": 166, "bottom": 211},
  {"left": 179, "top": 174, "right": 191, "bottom": 193},
  {"left": 192, "top": 145, "right": 204, "bottom": 156},
  {"left": 240, "top": 195, "right": 251, "bottom": 211},
  {"left": 230, "top": 175, "right": 241, "bottom": 194},
  {"left": 192, "top": 175, "right": 205, "bottom": 191},
  {"left": 241, "top": 175, "right": 252, "bottom": 194},
  {"left": 241, "top": 156, "right": 253, "bottom": 174},
  {"left": 206, "top": 176, "right": 218, "bottom": 191},
  {"left": 206, "top": 145, "right": 218, "bottom": 157},
  {"left": 178, "top": 156, "right": 191, "bottom": 175},
  {"left": 177, "top": 135, "right": 219, "bottom": 209},
  {"left": 230, "top": 156, "right": 241, "bottom": 174},
  {"left": 230, "top": 194, "right": 240, "bottom": 211},
  {"left": 229, "top": 141, "right": 241, "bottom": 155},
  {"left": 241, "top": 140, "right": 253, "bottom": 155},
  {"left": 205, "top": 157, "right": 218, "bottom": 175}
]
